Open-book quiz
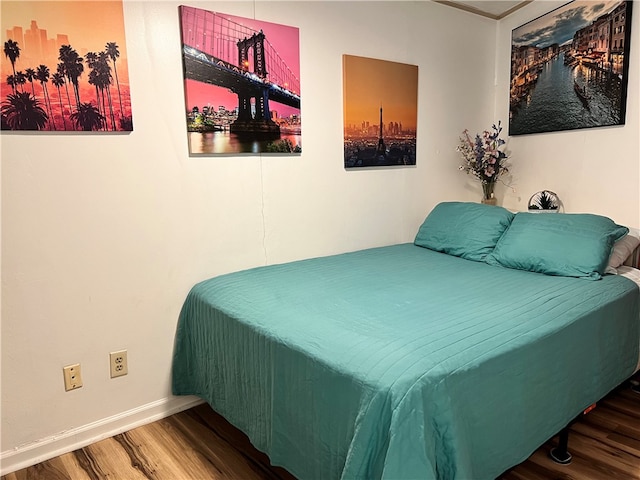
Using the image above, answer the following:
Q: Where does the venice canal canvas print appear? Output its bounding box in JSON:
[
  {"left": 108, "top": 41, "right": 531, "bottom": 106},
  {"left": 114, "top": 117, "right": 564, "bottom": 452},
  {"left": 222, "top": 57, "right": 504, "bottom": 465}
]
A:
[
  {"left": 180, "top": 6, "right": 301, "bottom": 155},
  {"left": 1, "top": 1, "right": 133, "bottom": 132},
  {"left": 509, "top": 0, "right": 632, "bottom": 136},
  {"left": 342, "top": 55, "right": 418, "bottom": 168}
]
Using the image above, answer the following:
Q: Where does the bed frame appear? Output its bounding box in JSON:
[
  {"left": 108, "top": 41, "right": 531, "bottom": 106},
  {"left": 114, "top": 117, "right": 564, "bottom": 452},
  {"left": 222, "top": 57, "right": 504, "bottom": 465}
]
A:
[
  {"left": 550, "top": 232, "right": 640, "bottom": 465},
  {"left": 172, "top": 215, "right": 640, "bottom": 477}
]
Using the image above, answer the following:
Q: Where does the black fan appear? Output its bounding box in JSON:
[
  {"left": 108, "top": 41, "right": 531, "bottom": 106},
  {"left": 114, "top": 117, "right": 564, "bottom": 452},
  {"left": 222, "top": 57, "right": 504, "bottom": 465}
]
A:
[{"left": 528, "top": 190, "right": 560, "bottom": 211}]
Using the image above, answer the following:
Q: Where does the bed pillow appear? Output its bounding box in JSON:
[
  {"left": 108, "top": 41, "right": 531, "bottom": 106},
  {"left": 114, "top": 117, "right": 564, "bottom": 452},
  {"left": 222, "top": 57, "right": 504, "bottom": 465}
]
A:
[
  {"left": 414, "top": 202, "right": 515, "bottom": 262},
  {"left": 605, "top": 234, "right": 640, "bottom": 274},
  {"left": 485, "top": 212, "right": 628, "bottom": 280}
]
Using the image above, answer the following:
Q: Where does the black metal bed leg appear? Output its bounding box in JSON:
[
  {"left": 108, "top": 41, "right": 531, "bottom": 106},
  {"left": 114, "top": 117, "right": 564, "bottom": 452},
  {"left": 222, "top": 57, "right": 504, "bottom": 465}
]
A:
[{"left": 549, "top": 426, "right": 572, "bottom": 465}]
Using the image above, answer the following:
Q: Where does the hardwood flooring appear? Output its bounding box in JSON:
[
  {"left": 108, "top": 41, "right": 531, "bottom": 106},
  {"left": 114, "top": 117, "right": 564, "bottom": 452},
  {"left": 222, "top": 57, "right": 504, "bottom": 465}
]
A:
[
  {"left": 3, "top": 383, "right": 639, "bottom": 480},
  {"left": 499, "top": 384, "right": 640, "bottom": 480}
]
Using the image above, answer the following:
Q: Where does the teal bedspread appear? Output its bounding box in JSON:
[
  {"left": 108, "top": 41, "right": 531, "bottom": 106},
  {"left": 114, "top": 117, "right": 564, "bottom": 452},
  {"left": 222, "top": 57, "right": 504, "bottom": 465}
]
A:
[{"left": 172, "top": 244, "right": 639, "bottom": 479}]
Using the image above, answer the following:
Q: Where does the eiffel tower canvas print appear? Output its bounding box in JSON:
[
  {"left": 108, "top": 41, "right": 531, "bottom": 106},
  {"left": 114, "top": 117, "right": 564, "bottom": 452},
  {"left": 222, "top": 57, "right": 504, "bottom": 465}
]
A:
[{"left": 342, "top": 54, "right": 418, "bottom": 168}]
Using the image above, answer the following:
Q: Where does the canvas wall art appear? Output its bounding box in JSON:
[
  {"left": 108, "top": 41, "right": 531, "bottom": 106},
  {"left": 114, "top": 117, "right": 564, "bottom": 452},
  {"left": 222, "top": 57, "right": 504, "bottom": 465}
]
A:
[
  {"left": 179, "top": 6, "right": 301, "bottom": 155},
  {"left": 342, "top": 55, "right": 417, "bottom": 168},
  {"left": 509, "top": 0, "right": 632, "bottom": 136},
  {"left": 1, "top": 1, "right": 133, "bottom": 132}
]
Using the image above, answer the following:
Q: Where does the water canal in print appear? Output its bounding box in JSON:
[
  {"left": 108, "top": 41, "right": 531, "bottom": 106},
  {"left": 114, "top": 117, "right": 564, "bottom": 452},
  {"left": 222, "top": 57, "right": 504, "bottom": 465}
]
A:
[{"left": 509, "top": 54, "right": 624, "bottom": 135}]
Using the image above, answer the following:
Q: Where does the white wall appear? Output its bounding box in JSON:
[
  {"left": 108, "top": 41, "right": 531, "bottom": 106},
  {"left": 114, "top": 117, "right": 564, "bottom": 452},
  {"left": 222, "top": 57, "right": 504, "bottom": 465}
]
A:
[
  {"left": 495, "top": 1, "right": 640, "bottom": 227},
  {"left": 1, "top": 1, "right": 498, "bottom": 473},
  {"left": 3, "top": 0, "right": 639, "bottom": 473}
]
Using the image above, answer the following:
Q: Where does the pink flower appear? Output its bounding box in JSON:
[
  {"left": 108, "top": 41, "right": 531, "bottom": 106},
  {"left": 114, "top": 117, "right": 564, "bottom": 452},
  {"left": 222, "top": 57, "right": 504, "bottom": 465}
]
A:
[{"left": 457, "top": 121, "right": 509, "bottom": 185}]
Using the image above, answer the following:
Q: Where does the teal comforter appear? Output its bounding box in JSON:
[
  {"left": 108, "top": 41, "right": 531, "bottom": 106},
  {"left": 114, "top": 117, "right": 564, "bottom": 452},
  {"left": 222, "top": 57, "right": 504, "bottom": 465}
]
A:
[{"left": 172, "top": 244, "right": 639, "bottom": 479}]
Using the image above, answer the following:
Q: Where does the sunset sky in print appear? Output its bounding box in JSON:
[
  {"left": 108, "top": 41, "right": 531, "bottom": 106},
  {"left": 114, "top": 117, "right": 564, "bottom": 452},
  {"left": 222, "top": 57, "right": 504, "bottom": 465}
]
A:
[
  {"left": 342, "top": 55, "right": 418, "bottom": 131},
  {"left": 180, "top": 6, "right": 301, "bottom": 118},
  {"left": 1, "top": 0, "right": 132, "bottom": 131},
  {"left": 1, "top": 1, "right": 129, "bottom": 69}
]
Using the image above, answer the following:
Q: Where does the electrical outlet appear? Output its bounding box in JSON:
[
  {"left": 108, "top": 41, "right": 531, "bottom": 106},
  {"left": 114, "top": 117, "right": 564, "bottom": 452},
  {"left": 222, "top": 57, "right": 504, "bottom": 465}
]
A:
[
  {"left": 109, "top": 350, "right": 128, "bottom": 378},
  {"left": 63, "top": 364, "right": 83, "bottom": 391}
]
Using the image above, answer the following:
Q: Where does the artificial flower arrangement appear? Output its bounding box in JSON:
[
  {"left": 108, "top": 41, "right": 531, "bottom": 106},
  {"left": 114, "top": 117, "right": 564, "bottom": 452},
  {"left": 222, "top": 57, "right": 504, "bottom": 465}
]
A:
[{"left": 457, "top": 121, "right": 510, "bottom": 201}]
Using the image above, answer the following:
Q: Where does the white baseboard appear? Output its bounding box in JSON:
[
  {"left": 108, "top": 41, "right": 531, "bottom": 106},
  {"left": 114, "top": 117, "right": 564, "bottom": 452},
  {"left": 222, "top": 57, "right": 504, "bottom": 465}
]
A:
[{"left": 0, "top": 395, "right": 204, "bottom": 476}]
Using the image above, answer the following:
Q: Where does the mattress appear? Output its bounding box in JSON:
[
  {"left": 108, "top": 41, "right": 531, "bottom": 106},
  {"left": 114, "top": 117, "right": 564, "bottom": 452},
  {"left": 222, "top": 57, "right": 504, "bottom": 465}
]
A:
[
  {"left": 172, "top": 244, "right": 640, "bottom": 480},
  {"left": 618, "top": 265, "right": 640, "bottom": 371}
]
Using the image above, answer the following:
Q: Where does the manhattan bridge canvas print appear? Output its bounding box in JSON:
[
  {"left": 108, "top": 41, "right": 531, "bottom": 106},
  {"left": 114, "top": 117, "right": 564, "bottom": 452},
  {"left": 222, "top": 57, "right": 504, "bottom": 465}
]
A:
[
  {"left": 179, "top": 6, "right": 301, "bottom": 155},
  {"left": 343, "top": 55, "right": 418, "bottom": 168}
]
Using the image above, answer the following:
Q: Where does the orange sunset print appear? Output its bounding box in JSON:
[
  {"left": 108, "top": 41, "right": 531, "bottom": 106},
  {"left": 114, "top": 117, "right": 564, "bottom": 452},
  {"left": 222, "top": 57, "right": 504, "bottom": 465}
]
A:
[
  {"left": 1, "top": 1, "right": 132, "bottom": 131},
  {"left": 343, "top": 55, "right": 418, "bottom": 168}
]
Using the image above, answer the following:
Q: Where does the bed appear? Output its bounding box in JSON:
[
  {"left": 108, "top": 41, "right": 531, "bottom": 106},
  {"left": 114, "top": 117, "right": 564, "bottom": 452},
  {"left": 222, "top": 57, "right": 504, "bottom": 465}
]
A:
[{"left": 172, "top": 202, "right": 640, "bottom": 480}]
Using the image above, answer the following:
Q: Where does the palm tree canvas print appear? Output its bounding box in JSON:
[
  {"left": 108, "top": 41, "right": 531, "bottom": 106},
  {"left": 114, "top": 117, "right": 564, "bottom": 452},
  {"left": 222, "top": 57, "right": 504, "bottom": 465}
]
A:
[
  {"left": 1, "top": 1, "right": 133, "bottom": 131},
  {"left": 179, "top": 6, "right": 301, "bottom": 155}
]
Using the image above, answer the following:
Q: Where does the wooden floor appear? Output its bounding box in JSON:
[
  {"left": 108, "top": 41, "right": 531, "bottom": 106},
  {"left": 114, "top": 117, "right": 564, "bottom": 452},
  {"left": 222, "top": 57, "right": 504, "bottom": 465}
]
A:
[{"left": 3, "top": 384, "right": 639, "bottom": 480}]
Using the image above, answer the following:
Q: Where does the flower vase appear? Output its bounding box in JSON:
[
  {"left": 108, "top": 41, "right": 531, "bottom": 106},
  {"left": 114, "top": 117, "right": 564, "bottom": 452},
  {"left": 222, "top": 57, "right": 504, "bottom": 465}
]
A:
[{"left": 481, "top": 182, "right": 497, "bottom": 205}]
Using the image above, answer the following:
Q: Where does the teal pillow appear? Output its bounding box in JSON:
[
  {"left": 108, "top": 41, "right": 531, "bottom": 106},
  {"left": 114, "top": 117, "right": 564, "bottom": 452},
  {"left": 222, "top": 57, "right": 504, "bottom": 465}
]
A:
[
  {"left": 485, "top": 212, "right": 628, "bottom": 280},
  {"left": 414, "top": 202, "right": 515, "bottom": 262}
]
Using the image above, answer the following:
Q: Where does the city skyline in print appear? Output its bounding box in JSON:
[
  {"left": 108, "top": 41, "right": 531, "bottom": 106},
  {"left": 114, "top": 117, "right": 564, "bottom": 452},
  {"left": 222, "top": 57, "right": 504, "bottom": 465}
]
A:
[
  {"left": 180, "top": 6, "right": 301, "bottom": 155},
  {"left": 342, "top": 54, "right": 418, "bottom": 168},
  {"left": 509, "top": 1, "right": 632, "bottom": 135},
  {"left": 1, "top": 1, "right": 133, "bottom": 132}
]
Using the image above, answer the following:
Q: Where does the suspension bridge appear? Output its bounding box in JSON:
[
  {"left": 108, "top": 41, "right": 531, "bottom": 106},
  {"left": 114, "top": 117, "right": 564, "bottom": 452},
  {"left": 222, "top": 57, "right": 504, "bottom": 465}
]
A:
[{"left": 180, "top": 6, "right": 301, "bottom": 136}]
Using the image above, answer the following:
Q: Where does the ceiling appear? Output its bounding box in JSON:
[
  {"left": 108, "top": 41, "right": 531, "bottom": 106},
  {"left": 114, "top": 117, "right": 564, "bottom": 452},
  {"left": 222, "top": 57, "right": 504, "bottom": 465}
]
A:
[{"left": 435, "top": 1, "right": 532, "bottom": 20}]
